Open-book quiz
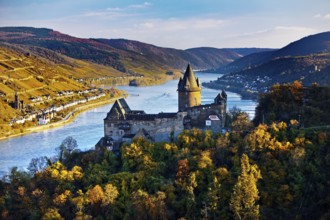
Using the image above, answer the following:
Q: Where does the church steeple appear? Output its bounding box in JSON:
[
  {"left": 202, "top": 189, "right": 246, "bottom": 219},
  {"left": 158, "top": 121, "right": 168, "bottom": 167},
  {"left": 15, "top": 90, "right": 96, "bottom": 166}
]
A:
[{"left": 178, "top": 64, "right": 202, "bottom": 111}]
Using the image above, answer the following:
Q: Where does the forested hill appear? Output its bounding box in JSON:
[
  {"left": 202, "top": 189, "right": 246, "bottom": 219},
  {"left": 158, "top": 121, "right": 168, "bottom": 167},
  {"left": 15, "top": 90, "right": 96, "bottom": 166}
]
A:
[
  {"left": 206, "top": 32, "right": 330, "bottom": 98},
  {"left": 0, "top": 27, "right": 272, "bottom": 76}
]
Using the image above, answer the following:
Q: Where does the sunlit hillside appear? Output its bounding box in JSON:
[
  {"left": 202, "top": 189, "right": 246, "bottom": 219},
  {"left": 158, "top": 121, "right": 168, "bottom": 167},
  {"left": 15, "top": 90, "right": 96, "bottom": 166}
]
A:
[{"left": 0, "top": 43, "right": 127, "bottom": 134}]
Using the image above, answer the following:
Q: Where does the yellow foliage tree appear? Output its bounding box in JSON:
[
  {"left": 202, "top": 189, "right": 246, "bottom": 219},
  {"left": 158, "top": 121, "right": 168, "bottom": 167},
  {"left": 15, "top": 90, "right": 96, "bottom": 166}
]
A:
[
  {"left": 87, "top": 185, "right": 105, "bottom": 205},
  {"left": 198, "top": 151, "right": 213, "bottom": 169},
  {"left": 230, "top": 154, "right": 262, "bottom": 220},
  {"left": 42, "top": 207, "right": 64, "bottom": 220},
  {"left": 102, "top": 183, "right": 119, "bottom": 206}
]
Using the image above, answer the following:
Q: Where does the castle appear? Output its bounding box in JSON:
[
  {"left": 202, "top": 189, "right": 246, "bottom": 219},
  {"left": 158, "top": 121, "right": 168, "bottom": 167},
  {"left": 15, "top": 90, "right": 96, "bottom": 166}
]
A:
[{"left": 96, "top": 64, "right": 227, "bottom": 150}]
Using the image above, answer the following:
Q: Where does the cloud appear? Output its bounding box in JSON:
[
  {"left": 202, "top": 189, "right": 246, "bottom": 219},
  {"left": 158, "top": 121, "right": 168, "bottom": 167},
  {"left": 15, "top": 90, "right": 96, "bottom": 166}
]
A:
[
  {"left": 274, "top": 26, "right": 315, "bottom": 32},
  {"left": 313, "top": 13, "right": 330, "bottom": 19},
  {"left": 136, "top": 17, "right": 227, "bottom": 32},
  {"left": 241, "top": 29, "right": 271, "bottom": 37},
  {"left": 129, "top": 2, "right": 152, "bottom": 9},
  {"left": 105, "top": 2, "right": 151, "bottom": 12},
  {"left": 83, "top": 2, "right": 152, "bottom": 19},
  {"left": 106, "top": 7, "right": 122, "bottom": 12}
]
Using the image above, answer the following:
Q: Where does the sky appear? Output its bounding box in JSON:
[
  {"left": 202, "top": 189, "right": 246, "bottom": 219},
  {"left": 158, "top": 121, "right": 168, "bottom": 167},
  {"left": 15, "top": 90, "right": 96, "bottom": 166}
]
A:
[{"left": 0, "top": 0, "right": 329, "bottom": 49}]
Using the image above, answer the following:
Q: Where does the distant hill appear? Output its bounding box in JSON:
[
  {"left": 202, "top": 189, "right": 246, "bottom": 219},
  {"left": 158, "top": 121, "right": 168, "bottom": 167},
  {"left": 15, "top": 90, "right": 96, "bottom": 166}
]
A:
[
  {"left": 224, "top": 48, "right": 276, "bottom": 57},
  {"left": 206, "top": 32, "right": 330, "bottom": 98},
  {"left": 217, "top": 32, "right": 330, "bottom": 73},
  {"left": 102, "top": 39, "right": 243, "bottom": 70},
  {"left": 0, "top": 27, "right": 273, "bottom": 78},
  {"left": 272, "top": 32, "right": 330, "bottom": 57}
]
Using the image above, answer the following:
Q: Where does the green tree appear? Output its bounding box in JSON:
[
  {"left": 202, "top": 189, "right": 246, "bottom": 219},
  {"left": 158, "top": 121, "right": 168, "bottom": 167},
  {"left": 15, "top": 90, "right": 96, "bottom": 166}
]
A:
[{"left": 230, "top": 154, "right": 261, "bottom": 220}]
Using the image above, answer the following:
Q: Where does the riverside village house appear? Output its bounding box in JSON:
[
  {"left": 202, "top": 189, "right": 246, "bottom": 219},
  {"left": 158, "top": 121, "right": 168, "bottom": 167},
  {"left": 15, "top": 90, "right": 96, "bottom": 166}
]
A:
[{"left": 96, "top": 64, "right": 227, "bottom": 151}]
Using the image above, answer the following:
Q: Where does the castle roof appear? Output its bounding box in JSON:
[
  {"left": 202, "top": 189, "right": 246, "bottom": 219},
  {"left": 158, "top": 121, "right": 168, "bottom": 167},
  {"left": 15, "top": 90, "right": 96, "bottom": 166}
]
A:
[
  {"left": 178, "top": 64, "right": 201, "bottom": 92},
  {"left": 106, "top": 98, "right": 131, "bottom": 119},
  {"left": 125, "top": 112, "right": 177, "bottom": 121},
  {"left": 214, "top": 90, "right": 227, "bottom": 104}
]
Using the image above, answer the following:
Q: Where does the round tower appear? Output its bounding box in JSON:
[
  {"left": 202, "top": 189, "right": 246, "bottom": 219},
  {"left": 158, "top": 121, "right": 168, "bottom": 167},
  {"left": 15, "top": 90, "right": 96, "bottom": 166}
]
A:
[{"left": 177, "top": 64, "right": 201, "bottom": 111}]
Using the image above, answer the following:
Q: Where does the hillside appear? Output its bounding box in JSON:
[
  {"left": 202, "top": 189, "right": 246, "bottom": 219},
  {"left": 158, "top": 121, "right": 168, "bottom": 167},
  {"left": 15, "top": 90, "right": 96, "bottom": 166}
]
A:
[
  {"left": 206, "top": 32, "right": 330, "bottom": 98},
  {"left": 0, "top": 43, "right": 126, "bottom": 132},
  {"left": 217, "top": 32, "right": 330, "bottom": 74},
  {"left": 0, "top": 27, "right": 274, "bottom": 78}
]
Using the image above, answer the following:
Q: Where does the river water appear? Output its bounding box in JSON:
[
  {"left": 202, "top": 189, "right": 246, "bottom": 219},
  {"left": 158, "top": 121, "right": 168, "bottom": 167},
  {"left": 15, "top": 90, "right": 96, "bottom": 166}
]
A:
[{"left": 0, "top": 73, "right": 256, "bottom": 177}]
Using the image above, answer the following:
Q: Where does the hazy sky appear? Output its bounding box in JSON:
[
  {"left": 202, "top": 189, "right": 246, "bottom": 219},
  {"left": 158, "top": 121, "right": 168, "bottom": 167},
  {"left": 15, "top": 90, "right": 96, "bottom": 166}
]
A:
[{"left": 0, "top": 0, "right": 329, "bottom": 49}]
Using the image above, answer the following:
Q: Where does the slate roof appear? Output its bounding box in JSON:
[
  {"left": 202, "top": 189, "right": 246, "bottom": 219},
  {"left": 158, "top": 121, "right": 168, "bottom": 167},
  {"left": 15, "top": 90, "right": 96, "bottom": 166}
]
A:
[
  {"left": 126, "top": 112, "right": 178, "bottom": 121},
  {"left": 126, "top": 114, "right": 157, "bottom": 121},
  {"left": 178, "top": 64, "right": 201, "bottom": 92},
  {"left": 214, "top": 90, "right": 227, "bottom": 103},
  {"left": 106, "top": 98, "right": 131, "bottom": 119},
  {"left": 157, "top": 113, "right": 177, "bottom": 118}
]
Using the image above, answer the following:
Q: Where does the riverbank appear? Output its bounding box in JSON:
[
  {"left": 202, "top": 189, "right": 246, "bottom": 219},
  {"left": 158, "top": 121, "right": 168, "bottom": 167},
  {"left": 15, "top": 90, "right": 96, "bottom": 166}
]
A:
[
  {"left": 0, "top": 96, "right": 122, "bottom": 141},
  {"left": 202, "top": 81, "right": 259, "bottom": 100}
]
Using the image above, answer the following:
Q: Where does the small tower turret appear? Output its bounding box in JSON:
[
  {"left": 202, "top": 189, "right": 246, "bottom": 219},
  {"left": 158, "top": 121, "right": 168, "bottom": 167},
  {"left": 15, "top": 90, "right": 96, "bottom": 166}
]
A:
[
  {"left": 178, "top": 64, "right": 201, "bottom": 111},
  {"left": 14, "top": 91, "right": 20, "bottom": 110}
]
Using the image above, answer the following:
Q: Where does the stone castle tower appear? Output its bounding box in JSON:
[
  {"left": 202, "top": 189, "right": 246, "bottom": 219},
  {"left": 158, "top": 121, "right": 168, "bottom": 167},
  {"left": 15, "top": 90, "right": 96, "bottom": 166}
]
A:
[
  {"left": 178, "top": 64, "right": 201, "bottom": 111},
  {"left": 14, "top": 91, "right": 24, "bottom": 110}
]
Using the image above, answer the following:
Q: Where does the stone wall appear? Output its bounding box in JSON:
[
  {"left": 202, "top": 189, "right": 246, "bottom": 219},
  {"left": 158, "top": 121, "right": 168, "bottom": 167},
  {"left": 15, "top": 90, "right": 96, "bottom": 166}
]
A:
[
  {"left": 104, "top": 112, "right": 186, "bottom": 143},
  {"left": 178, "top": 90, "right": 201, "bottom": 111},
  {"left": 187, "top": 104, "right": 226, "bottom": 130}
]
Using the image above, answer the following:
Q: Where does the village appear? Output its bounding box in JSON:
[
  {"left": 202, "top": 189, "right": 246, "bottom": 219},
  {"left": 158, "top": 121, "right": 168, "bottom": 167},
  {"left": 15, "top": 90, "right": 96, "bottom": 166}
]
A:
[{"left": 8, "top": 88, "right": 106, "bottom": 126}]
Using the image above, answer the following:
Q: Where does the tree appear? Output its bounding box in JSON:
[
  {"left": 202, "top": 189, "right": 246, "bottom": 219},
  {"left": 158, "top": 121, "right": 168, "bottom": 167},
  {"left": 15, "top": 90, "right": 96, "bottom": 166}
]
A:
[
  {"left": 231, "top": 112, "right": 253, "bottom": 134},
  {"left": 28, "top": 156, "right": 47, "bottom": 174},
  {"left": 230, "top": 154, "right": 261, "bottom": 220},
  {"left": 132, "top": 190, "right": 168, "bottom": 220},
  {"left": 88, "top": 185, "right": 105, "bottom": 206},
  {"left": 42, "top": 207, "right": 64, "bottom": 220},
  {"left": 56, "top": 136, "right": 78, "bottom": 162},
  {"left": 102, "top": 183, "right": 119, "bottom": 206}
]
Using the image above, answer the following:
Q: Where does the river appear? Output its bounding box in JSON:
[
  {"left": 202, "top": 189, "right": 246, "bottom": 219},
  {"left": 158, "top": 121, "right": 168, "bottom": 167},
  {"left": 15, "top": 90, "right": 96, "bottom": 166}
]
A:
[{"left": 0, "top": 73, "right": 256, "bottom": 177}]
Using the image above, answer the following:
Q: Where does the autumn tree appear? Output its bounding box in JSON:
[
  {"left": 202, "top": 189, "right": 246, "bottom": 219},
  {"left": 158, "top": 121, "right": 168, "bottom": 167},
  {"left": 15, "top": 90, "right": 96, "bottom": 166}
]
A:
[
  {"left": 231, "top": 112, "right": 253, "bottom": 134},
  {"left": 230, "top": 154, "right": 262, "bottom": 220}
]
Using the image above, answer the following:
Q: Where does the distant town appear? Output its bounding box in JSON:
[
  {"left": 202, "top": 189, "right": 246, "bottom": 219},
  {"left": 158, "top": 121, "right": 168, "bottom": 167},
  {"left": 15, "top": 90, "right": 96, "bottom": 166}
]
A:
[{"left": 8, "top": 88, "right": 106, "bottom": 126}]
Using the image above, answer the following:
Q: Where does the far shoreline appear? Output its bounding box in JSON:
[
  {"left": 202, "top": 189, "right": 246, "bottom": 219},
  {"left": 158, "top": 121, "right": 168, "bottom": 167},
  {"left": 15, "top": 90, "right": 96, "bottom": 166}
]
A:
[{"left": 0, "top": 96, "right": 123, "bottom": 141}]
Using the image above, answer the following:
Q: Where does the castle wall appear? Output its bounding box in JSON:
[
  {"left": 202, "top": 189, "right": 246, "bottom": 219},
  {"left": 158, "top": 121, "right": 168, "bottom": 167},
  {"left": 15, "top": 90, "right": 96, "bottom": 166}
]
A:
[
  {"left": 187, "top": 104, "right": 226, "bottom": 131},
  {"left": 178, "top": 91, "right": 201, "bottom": 111},
  {"left": 104, "top": 112, "right": 186, "bottom": 143},
  {"left": 104, "top": 119, "right": 125, "bottom": 141},
  {"left": 129, "top": 116, "right": 184, "bottom": 142}
]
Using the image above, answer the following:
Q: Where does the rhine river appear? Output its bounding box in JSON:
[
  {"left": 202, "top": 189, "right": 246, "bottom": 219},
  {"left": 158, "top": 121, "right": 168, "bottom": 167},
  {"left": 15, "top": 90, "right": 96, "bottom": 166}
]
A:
[{"left": 0, "top": 73, "right": 256, "bottom": 177}]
